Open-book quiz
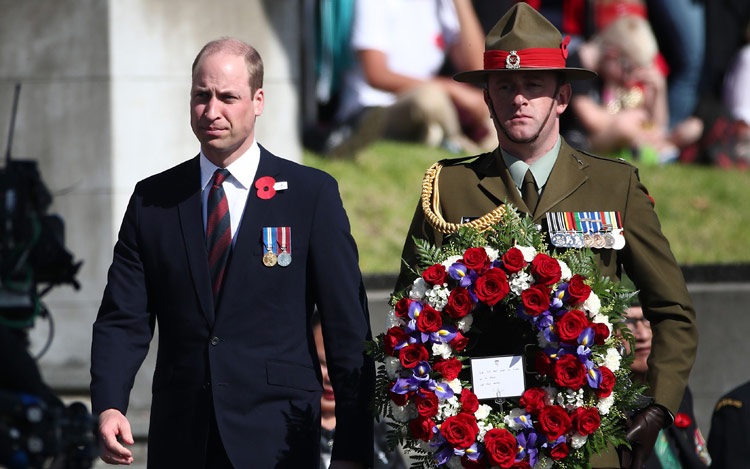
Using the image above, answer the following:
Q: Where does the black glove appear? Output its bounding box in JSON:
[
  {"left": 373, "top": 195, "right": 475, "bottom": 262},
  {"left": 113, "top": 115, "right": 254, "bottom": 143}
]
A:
[{"left": 620, "top": 404, "right": 668, "bottom": 469}]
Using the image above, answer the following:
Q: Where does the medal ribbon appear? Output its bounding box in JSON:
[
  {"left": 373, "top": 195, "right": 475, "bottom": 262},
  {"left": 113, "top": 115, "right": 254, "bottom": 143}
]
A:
[
  {"left": 277, "top": 227, "right": 291, "bottom": 254},
  {"left": 263, "top": 227, "right": 278, "bottom": 255}
]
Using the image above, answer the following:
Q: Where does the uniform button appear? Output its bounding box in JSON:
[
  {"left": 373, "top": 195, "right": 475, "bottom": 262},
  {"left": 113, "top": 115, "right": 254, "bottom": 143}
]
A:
[{"left": 210, "top": 336, "right": 220, "bottom": 346}]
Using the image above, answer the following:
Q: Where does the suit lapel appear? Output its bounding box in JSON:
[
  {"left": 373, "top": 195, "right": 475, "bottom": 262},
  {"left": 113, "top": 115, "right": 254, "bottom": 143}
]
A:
[
  {"left": 177, "top": 156, "right": 215, "bottom": 326},
  {"left": 534, "top": 140, "right": 588, "bottom": 221}
]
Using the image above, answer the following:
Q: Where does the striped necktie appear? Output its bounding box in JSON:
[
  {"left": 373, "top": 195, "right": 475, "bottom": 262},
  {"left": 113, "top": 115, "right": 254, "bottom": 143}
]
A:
[{"left": 206, "top": 168, "right": 232, "bottom": 298}]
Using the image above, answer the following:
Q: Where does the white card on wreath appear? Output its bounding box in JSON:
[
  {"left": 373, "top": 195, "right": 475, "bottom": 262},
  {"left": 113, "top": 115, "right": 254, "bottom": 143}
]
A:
[{"left": 470, "top": 355, "right": 526, "bottom": 400}]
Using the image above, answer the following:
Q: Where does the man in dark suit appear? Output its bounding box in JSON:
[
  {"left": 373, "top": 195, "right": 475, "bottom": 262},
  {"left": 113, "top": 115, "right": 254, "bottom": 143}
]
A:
[
  {"left": 396, "top": 4, "right": 697, "bottom": 468},
  {"left": 90, "top": 38, "right": 374, "bottom": 468},
  {"left": 707, "top": 380, "right": 750, "bottom": 468}
]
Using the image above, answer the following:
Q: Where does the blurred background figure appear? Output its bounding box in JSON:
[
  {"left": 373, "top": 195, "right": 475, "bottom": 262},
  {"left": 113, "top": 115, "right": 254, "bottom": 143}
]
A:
[
  {"left": 313, "top": 313, "right": 407, "bottom": 469},
  {"left": 621, "top": 303, "right": 711, "bottom": 469},
  {"left": 319, "top": 0, "right": 497, "bottom": 158},
  {"left": 707, "top": 379, "right": 750, "bottom": 469},
  {"left": 561, "top": 12, "right": 703, "bottom": 164}
]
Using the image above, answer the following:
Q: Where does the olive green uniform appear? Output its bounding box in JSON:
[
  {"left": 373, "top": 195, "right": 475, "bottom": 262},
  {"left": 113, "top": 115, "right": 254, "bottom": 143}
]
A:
[{"left": 396, "top": 139, "right": 698, "bottom": 467}]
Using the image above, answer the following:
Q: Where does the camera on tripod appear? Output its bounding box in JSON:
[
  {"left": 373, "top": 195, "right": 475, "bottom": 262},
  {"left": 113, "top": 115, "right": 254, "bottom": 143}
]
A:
[{"left": 0, "top": 84, "right": 97, "bottom": 469}]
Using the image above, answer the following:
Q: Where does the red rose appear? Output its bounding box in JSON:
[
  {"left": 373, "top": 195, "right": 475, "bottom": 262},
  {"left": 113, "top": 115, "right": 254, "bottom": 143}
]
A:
[
  {"left": 422, "top": 263, "right": 448, "bottom": 286},
  {"left": 394, "top": 297, "right": 411, "bottom": 319},
  {"left": 594, "top": 366, "right": 615, "bottom": 397},
  {"left": 409, "top": 416, "right": 435, "bottom": 442},
  {"left": 522, "top": 284, "right": 550, "bottom": 316},
  {"left": 535, "top": 351, "right": 553, "bottom": 376},
  {"left": 483, "top": 428, "right": 518, "bottom": 468},
  {"left": 399, "top": 344, "right": 428, "bottom": 369},
  {"left": 459, "top": 389, "right": 479, "bottom": 414},
  {"left": 415, "top": 390, "right": 439, "bottom": 418},
  {"left": 675, "top": 412, "right": 692, "bottom": 428},
  {"left": 571, "top": 407, "right": 601, "bottom": 435},
  {"left": 417, "top": 305, "right": 442, "bottom": 333},
  {"left": 450, "top": 331, "right": 468, "bottom": 351},
  {"left": 502, "top": 247, "right": 526, "bottom": 273},
  {"left": 474, "top": 268, "right": 509, "bottom": 306},
  {"left": 462, "top": 247, "right": 490, "bottom": 272},
  {"left": 389, "top": 387, "right": 411, "bottom": 406},
  {"left": 550, "top": 441, "right": 569, "bottom": 460},
  {"left": 520, "top": 387, "right": 548, "bottom": 415},
  {"left": 440, "top": 413, "right": 479, "bottom": 449},
  {"left": 591, "top": 323, "right": 610, "bottom": 345},
  {"left": 536, "top": 405, "right": 572, "bottom": 440},
  {"left": 530, "top": 254, "right": 562, "bottom": 285},
  {"left": 553, "top": 355, "right": 587, "bottom": 390},
  {"left": 383, "top": 327, "right": 409, "bottom": 356},
  {"left": 433, "top": 358, "right": 463, "bottom": 381},
  {"left": 567, "top": 274, "right": 591, "bottom": 305},
  {"left": 445, "top": 287, "right": 474, "bottom": 319},
  {"left": 557, "top": 310, "right": 590, "bottom": 344}
]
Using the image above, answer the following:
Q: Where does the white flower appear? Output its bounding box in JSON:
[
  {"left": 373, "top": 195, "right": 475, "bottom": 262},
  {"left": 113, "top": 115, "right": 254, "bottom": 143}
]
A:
[
  {"left": 457, "top": 314, "right": 474, "bottom": 332},
  {"left": 439, "top": 397, "right": 460, "bottom": 420},
  {"left": 558, "top": 260, "right": 572, "bottom": 282},
  {"left": 570, "top": 433, "right": 588, "bottom": 449},
  {"left": 592, "top": 313, "right": 612, "bottom": 334},
  {"left": 426, "top": 284, "right": 450, "bottom": 310},
  {"left": 542, "top": 386, "right": 558, "bottom": 405},
  {"left": 432, "top": 342, "right": 453, "bottom": 359},
  {"left": 391, "top": 402, "right": 417, "bottom": 422},
  {"left": 384, "top": 357, "right": 402, "bottom": 379},
  {"left": 509, "top": 271, "right": 533, "bottom": 296},
  {"left": 409, "top": 278, "right": 428, "bottom": 300},
  {"left": 475, "top": 404, "right": 492, "bottom": 420},
  {"left": 483, "top": 246, "right": 499, "bottom": 261},
  {"left": 597, "top": 394, "right": 615, "bottom": 415},
  {"left": 442, "top": 255, "right": 463, "bottom": 270},
  {"left": 504, "top": 408, "right": 529, "bottom": 431},
  {"left": 447, "top": 378, "right": 463, "bottom": 394},
  {"left": 517, "top": 245, "right": 537, "bottom": 262},
  {"left": 477, "top": 419, "right": 494, "bottom": 443},
  {"left": 603, "top": 347, "right": 621, "bottom": 372},
  {"left": 584, "top": 292, "right": 602, "bottom": 316}
]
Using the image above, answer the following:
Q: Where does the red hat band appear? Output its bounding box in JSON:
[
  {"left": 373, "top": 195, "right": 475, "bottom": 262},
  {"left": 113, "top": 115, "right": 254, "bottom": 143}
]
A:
[{"left": 484, "top": 36, "right": 571, "bottom": 71}]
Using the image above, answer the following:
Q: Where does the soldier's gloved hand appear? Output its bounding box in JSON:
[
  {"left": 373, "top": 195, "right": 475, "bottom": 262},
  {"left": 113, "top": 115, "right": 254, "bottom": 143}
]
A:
[{"left": 620, "top": 405, "right": 668, "bottom": 469}]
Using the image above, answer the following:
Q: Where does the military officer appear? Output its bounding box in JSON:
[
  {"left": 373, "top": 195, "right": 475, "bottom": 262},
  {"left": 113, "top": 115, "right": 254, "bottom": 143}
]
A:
[
  {"left": 707, "top": 380, "right": 750, "bottom": 468},
  {"left": 395, "top": 4, "right": 698, "bottom": 468}
]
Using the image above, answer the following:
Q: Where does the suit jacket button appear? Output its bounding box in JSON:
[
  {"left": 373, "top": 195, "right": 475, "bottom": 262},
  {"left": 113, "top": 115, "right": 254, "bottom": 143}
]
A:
[{"left": 210, "top": 336, "right": 220, "bottom": 346}]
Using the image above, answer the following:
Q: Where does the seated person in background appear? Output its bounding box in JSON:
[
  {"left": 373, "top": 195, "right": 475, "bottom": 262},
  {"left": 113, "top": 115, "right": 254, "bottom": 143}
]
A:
[
  {"left": 327, "top": 0, "right": 497, "bottom": 157},
  {"left": 622, "top": 303, "right": 711, "bottom": 469},
  {"left": 314, "top": 313, "right": 407, "bottom": 469},
  {"left": 561, "top": 14, "right": 702, "bottom": 164}
]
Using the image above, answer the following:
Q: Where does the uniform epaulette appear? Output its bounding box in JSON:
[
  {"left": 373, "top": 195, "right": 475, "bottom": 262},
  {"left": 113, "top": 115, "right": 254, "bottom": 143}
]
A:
[
  {"left": 575, "top": 149, "right": 636, "bottom": 168},
  {"left": 715, "top": 397, "right": 743, "bottom": 412},
  {"left": 437, "top": 153, "right": 487, "bottom": 167}
]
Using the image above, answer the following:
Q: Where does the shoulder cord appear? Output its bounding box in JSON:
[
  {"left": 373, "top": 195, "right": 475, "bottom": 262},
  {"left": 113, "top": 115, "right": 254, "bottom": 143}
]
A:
[{"left": 420, "top": 161, "right": 507, "bottom": 234}]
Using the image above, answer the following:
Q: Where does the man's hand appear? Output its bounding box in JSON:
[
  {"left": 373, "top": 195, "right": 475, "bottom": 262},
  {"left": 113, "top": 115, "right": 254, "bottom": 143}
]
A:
[
  {"left": 621, "top": 405, "right": 667, "bottom": 469},
  {"left": 98, "top": 408, "right": 135, "bottom": 465}
]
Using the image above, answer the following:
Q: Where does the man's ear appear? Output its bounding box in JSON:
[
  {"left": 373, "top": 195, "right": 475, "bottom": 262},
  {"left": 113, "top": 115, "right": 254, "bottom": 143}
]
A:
[{"left": 556, "top": 82, "right": 571, "bottom": 114}]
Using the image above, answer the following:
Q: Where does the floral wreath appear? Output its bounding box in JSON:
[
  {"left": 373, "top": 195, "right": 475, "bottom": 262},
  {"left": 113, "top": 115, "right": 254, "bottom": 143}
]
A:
[{"left": 368, "top": 206, "right": 645, "bottom": 469}]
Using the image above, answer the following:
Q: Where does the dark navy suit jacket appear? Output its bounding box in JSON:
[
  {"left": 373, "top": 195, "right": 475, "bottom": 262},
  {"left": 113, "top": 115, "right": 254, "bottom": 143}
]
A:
[{"left": 90, "top": 146, "right": 374, "bottom": 467}]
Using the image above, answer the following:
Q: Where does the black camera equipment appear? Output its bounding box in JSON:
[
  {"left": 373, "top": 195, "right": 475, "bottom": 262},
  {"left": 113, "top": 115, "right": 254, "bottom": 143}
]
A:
[{"left": 0, "top": 84, "right": 96, "bottom": 469}]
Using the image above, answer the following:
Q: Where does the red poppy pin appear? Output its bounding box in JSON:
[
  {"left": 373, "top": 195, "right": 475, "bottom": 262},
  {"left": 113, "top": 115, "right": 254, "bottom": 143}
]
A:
[
  {"left": 674, "top": 412, "right": 691, "bottom": 428},
  {"left": 255, "top": 176, "right": 276, "bottom": 200}
]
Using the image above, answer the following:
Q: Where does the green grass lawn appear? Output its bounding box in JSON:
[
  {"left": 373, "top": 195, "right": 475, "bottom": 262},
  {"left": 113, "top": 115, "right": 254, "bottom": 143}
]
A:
[{"left": 304, "top": 141, "right": 750, "bottom": 273}]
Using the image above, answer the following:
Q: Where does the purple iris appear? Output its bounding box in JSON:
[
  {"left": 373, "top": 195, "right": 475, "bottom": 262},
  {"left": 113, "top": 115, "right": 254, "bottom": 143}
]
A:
[
  {"left": 431, "top": 324, "right": 458, "bottom": 343},
  {"left": 518, "top": 431, "right": 539, "bottom": 467},
  {"left": 534, "top": 311, "right": 555, "bottom": 331},
  {"left": 555, "top": 283, "right": 571, "bottom": 304},
  {"left": 413, "top": 361, "right": 431, "bottom": 381},
  {"left": 409, "top": 301, "right": 423, "bottom": 320},
  {"left": 433, "top": 445, "right": 454, "bottom": 465},
  {"left": 427, "top": 380, "right": 455, "bottom": 400},
  {"left": 464, "top": 442, "right": 484, "bottom": 461},
  {"left": 578, "top": 327, "right": 595, "bottom": 348},
  {"left": 514, "top": 413, "right": 534, "bottom": 430},
  {"left": 391, "top": 378, "right": 417, "bottom": 395},
  {"left": 449, "top": 263, "right": 468, "bottom": 282},
  {"left": 586, "top": 362, "right": 602, "bottom": 388}
]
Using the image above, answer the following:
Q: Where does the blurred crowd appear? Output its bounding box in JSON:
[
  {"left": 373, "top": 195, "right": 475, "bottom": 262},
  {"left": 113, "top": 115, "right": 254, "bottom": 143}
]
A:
[{"left": 303, "top": 0, "right": 750, "bottom": 169}]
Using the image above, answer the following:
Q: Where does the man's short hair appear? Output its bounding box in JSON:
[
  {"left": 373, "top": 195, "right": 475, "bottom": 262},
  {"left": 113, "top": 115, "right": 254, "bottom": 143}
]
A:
[{"left": 192, "top": 38, "right": 264, "bottom": 93}]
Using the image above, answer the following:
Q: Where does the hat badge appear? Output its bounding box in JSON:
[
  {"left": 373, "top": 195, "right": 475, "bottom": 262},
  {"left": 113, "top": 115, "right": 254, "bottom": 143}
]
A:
[{"left": 506, "top": 51, "right": 521, "bottom": 69}]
